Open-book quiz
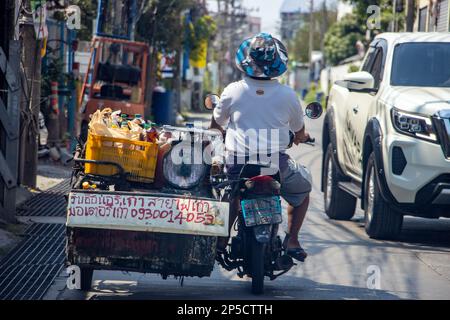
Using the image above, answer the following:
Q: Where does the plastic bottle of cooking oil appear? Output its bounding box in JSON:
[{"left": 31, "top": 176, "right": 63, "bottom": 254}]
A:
[
  {"left": 120, "top": 121, "right": 129, "bottom": 131},
  {"left": 120, "top": 114, "right": 129, "bottom": 131},
  {"left": 133, "top": 114, "right": 144, "bottom": 125},
  {"left": 111, "top": 110, "right": 121, "bottom": 127},
  {"left": 144, "top": 123, "right": 158, "bottom": 142}
]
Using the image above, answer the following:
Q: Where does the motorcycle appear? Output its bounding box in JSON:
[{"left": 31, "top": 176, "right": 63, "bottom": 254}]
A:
[
  {"left": 66, "top": 95, "right": 321, "bottom": 294},
  {"left": 204, "top": 93, "right": 323, "bottom": 294}
]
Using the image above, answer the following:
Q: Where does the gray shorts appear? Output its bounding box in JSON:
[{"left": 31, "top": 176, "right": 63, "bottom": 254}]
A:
[
  {"left": 279, "top": 157, "right": 312, "bottom": 207},
  {"left": 225, "top": 153, "right": 312, "bottom": 207}
]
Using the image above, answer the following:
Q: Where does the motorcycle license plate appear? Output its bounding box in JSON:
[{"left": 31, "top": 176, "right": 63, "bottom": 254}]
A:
[{"left": 241, "top": 196, "right": 282, "bottom": 227}]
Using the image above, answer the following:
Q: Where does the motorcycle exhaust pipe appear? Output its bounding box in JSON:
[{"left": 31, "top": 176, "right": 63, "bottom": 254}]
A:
[{"left": 275, "top": 254, "right": 294, "bottom": 271}]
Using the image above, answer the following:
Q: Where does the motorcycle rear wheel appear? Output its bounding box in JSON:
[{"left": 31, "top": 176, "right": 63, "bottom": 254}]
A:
[{"left": 250, "top": 237, "right": 265, "bottom": 295}]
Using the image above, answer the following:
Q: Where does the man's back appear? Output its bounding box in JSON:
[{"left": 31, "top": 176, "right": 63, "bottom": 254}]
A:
[{"left": 214, "top": 77, "right": 304, "bottom": 156}]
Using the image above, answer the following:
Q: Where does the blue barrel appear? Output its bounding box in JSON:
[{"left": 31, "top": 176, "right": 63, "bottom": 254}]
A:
[{"left": 152, "top": 90, "right": 174, "bottom": 125}]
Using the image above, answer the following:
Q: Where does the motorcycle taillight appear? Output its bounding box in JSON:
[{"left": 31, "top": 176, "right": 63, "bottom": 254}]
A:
[{"left": 245, "top": 176, "right": 281, "bottom": 194}]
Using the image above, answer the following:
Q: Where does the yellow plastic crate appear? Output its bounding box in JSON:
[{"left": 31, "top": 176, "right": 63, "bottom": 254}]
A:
[{"left": 84, "top": 133, "right": 158, "bottom": 183}]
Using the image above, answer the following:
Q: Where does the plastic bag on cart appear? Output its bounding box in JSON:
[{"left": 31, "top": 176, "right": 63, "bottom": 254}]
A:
[{"left": 88, "top": 108, "right": 141, "bottom": 141}]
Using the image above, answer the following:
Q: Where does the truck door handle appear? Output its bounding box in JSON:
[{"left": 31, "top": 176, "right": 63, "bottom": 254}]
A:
[{"left": 353, "top": 106, "right": 359, "bottom": 114}]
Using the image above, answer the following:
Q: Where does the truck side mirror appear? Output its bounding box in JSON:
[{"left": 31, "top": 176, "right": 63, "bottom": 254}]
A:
[{"left": 335, "top": 71, "right": 376, "bottom": 92}]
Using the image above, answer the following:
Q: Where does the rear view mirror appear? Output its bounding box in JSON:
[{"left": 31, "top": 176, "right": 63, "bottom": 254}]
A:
[
  {"left": 305, "top": 102, "right": 323, "bottom": 119},
  {"left": 335, "top": 71, "right": 376, "bottom": 92},
  {"left": 204, "top": 94, "right": 220, "bottom": 110}
]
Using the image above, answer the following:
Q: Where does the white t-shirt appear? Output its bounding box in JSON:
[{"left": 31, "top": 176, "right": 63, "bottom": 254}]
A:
[{"left": 213, "top": 77, "right": 304, "bottom": 156}]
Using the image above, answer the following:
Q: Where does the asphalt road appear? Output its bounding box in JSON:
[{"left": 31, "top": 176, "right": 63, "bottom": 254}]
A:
[{"left": 50, "top": 115, "right": 450, "bottom": 300}]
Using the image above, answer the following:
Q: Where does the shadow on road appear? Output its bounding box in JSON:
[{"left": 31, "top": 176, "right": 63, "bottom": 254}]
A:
[
  {"left": 396, "top": 217, "right": 450, "bottom": 248},
  {"left": 85, "top": 275, "right": 400, "bottom": 300}
]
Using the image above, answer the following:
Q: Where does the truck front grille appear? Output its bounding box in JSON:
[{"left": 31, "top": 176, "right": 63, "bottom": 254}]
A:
[{"left": 432, "top": 110, "right": 450, "bottom": 159}]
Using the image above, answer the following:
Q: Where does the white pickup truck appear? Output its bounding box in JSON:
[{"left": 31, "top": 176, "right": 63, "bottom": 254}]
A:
[{"left": 322, "top": 33, "right": 450, "bottom": 239}]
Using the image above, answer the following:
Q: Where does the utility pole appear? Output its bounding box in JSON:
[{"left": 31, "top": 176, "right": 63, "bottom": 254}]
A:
[
  {"left": 191, "top": 5, "right": 202, "bottom": 111},
  {"left": 406, "top": 0, "right": 415, "bottom": 32},
  {"left": 19, "top": 0, "right": 41, "bottom": 188},
  {"left": 308, "top": 0, "right": 314, "bottom": 80},
  {"left": 230, "top": 0, "right": 237, "bottom": 82},
  {"left": 225, "top": 0, "right": 230, "bottom": 85},
  {"left": 217, "top": 0, "right": 222, "bottom": 89},
  {"left": 21, "top": 1, "right": 40, "bottom": 188},
  {"left": 392, "top": 0, "right": 398, "bottom": 32},
  {"left": 113, "top": 0, "right": 123, "bottom": 37},
  {"left": 144, "top": 4, "right": 158, "bottom": 121},
  {"left": 0, "top": 0, "right": 21, "bottom": 222},
  {"left": 217, "top": 0, "right": 229, "bottom": 89},
  {"left": 173, "top": 10, "right": 185, "bottom": 115},
  {"left": 319, "top": 0, "right": 328, "bottom": 62}
]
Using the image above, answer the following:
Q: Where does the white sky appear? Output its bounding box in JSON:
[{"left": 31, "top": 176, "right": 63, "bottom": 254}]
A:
[
  {"left": 207, "top": 0, "right": 285, "bottom": 38},
  {"left": 241, "top": 0, "right": 285, "bottom": 37}
]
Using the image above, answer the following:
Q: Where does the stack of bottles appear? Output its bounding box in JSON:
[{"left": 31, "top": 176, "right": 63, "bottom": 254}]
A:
[{"left": 103, "top": 110, "right": 159, "bottom": 143}]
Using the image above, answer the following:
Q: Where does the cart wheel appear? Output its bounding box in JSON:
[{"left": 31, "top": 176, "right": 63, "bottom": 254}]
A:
[{"left": 80, "top": 267, "right": 93, "bottom": 291}]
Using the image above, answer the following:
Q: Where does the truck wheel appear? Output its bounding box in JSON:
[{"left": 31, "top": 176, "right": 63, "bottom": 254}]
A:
[
  {"left": 364, "top": 153, "right": 403, "bottom": 240},
  {"left": 323, "top": 144, "right": 357, "bottom": 220},
  {"left": 250, "top": 237, "right": 265, "bottom": 295},
  {"left": 80, "top": 267, "right": 93, "bottom": 291}
]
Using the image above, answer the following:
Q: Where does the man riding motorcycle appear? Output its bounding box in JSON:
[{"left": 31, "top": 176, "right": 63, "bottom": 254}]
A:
[{"left": 210, "top": 33, "right": 312, "bottom": 262}]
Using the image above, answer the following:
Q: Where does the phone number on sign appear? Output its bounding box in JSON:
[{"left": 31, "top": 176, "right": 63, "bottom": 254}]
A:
[{"left": 68, "top": 206, "right": 215, "bottom": 225}]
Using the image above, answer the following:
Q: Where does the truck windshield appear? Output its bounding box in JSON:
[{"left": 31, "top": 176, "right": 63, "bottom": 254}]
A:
[{"left": 391, "top": 42, "right": 450, "bottom": 87}]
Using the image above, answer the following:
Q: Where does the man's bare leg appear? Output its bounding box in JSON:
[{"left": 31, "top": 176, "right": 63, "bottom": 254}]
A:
[
  {"left": 286, "top": 195, "right": 310, "bottom": 249},
  {"left": 219, "top": 195, "right": 310, "bottom": 251}
]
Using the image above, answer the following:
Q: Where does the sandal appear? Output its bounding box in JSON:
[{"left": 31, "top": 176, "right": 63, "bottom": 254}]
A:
[
  {"left": 286, "top": 246, "right": 308, "bottom": 262},
  {"left": 283, "top": 233, "right": 307, "bottom": 262}
]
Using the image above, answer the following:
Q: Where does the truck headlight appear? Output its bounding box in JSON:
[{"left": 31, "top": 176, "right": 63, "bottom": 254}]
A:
[{"left": 391, "top": 108, "right": 437, "bottom": 142}]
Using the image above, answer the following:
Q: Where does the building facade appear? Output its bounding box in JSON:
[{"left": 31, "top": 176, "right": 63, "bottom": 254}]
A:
[
  {"left": 280, "top": 0, "right": 309, "bottom": 41},
  {"left": 415, "top": 0, "right": 450, "bottom": 32}
]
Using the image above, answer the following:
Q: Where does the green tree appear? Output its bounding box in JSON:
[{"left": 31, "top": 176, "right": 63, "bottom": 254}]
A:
[
  {"left": 136, "top": 0, "right": 195, "bottom": 53},
  {"left": 323, "top": 14, "right": 365, "bottom": 65},
  {"left": 290, "top": 22, "right": 321, "bottom": 63},
  {"left": 136, "top": 0, "right": 195, "bottom": 96},
  {"left": 135, "top": 0, "right": 216, "bottom": 111},
  {"left": 324, "top": 0, "right": 406, "bottom": 65},
  {"left": 70, "top": 0, "right": 98, "bottom": 41},
  {"left": 187, "top": 15, "right": 217, "bottom": 62},
  {"left": 348, "top": 0, "right": 405, "bottom": 32},
  {"left": 289, "top": 7, "right": 337, "bottom": 64}
]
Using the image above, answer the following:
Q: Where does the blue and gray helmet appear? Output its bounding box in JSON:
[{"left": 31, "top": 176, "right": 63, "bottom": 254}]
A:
[{"left": 235, "top": 33, "right": 288, "bottom": 79}]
